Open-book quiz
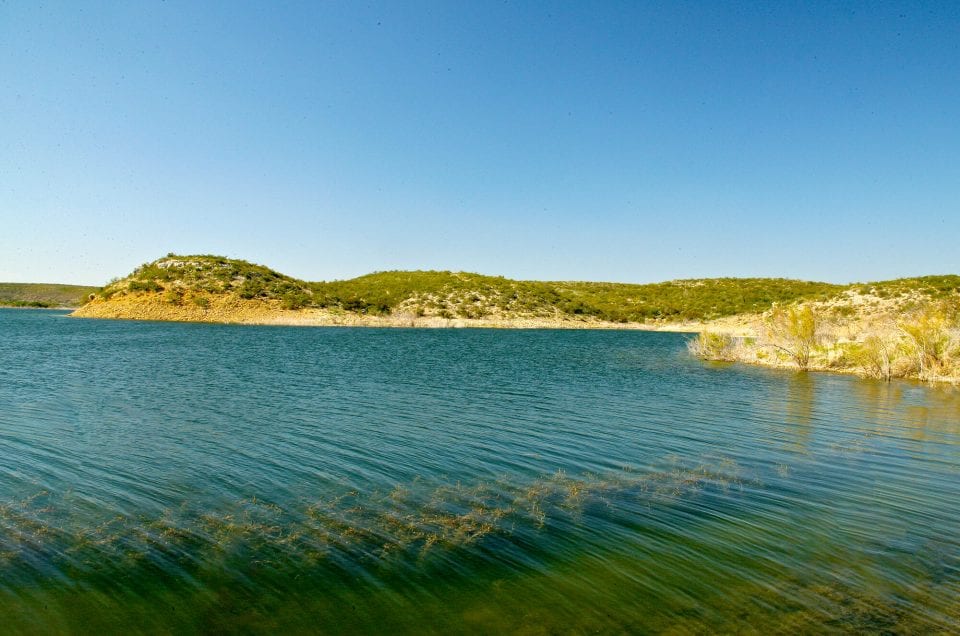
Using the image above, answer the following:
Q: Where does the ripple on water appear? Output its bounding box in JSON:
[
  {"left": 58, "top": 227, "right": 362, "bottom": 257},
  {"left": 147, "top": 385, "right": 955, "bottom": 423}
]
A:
[{"left": 1, "top": 310, "right": 959, "bottom": 632}]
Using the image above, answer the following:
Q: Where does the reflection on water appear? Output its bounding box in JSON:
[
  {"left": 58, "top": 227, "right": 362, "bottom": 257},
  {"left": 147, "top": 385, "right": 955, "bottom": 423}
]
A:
[
  {"left": 783, "top": 372, "right": 816, "bottom": 454},
  {"left": 1, "top": 309, "right": 959, "bottom": 633}
]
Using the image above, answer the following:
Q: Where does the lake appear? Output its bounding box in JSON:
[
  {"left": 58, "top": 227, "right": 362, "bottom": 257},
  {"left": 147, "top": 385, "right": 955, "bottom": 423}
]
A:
[{"left": 1, "top": 308, "right": 958, "bottom": 633}]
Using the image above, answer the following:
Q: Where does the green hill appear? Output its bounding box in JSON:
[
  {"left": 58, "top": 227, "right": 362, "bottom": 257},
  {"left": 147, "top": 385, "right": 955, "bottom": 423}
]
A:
[
  {"left": 310, "top": 271, "right": 845, "bottom": 322},
  {"left": 86, "top": 254, "right": 849, "bottom": 323},
  {"left": 0, "top": 283, "right": 98, "bottom": 308}
]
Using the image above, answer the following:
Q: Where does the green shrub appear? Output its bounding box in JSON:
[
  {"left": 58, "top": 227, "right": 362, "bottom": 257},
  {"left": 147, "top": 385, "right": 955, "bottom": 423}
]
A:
[
  {"left": 281, "top": 292, "right": 309, "bottom": 310},
  {"left": 238, "top": 279, "right": 265, "bottom": 299},
  {"left": 128, "top": 280, "right": 164, "bottom": 293},
  {"left": 164, "top": 288, "right": 184, "bottom": 305}
]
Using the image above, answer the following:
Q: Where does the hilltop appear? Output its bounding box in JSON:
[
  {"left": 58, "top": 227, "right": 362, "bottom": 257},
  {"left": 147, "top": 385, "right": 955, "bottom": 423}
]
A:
[
  {"left": 71, "top": 254, "right": 843, "bottom": 328},
  {"left": 0, "top": 282, "right": 99, "bottom": 308}
]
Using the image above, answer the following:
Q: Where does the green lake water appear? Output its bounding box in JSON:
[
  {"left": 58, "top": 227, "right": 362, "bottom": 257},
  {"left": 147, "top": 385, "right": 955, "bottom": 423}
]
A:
[{"left": 1, "top": 308, "right": 959, "bottom": 634}]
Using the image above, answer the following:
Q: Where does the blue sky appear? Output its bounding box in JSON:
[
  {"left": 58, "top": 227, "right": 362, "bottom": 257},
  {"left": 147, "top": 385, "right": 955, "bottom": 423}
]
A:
[{"left": 1, "top": 1, "right": 958, "bottom": 285}]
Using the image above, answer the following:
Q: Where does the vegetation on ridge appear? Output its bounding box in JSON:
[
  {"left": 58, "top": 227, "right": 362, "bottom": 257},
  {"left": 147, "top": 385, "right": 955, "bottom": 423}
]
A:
[
  {"left": 0, "top": 282, "right": 98, "bottom": 308},
  {"left": 89, "top": 254, "right": 844, "bottom": 323}
]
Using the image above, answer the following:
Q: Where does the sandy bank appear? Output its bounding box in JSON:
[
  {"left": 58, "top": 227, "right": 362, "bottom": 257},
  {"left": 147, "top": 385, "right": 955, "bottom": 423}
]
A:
[{"left": 71, "top": 295, "right": 713, "bottom": 332}]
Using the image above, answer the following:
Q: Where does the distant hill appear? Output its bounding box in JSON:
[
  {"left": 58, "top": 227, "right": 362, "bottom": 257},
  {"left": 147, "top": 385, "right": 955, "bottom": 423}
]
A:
[
  {"left": 70, "top": 254, "right": 960, "bottom": 330},
  {"left": 71, "top": 254, "right": 852, "bottom": 325},
  {"left": 0, "top": 282, "right": 98, "bottom": 308}
]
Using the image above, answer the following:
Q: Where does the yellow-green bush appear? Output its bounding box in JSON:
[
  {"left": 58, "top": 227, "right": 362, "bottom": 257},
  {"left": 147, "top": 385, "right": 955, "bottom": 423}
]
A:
[
  {"left": 687, "top": 332, "right": 738, "bottom": 361},
  {"left": 764, "top": 305, "right": 820, "bottom": 370},
  {"left": 899, "top": 308, "right": 953, "bottom": 379}
]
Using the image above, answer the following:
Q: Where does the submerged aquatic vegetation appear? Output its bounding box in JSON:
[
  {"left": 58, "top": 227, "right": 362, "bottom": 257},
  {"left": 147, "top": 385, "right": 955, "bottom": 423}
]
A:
[
  {"left": 1, "top": 458, "right": 957, "bottom": 633},
  {"left": 0, "top": 456, "right": 753, "bottom": 581},
  {"left": 3, "top": 453, "right": 956, "bottom": 633}
]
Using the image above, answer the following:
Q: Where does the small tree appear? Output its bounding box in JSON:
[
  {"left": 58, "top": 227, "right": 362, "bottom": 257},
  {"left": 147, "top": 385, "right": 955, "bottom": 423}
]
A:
[
  {"left": 765, "top": 304, "right": 819, "bottom": 370},
  {"left": 899, "top": 308, "right": 951, "bottom": 379},
  {"left": 687, "top": 331, "right": 737, "bottom": 361},
  {"left": 851, "top": 334, "right": 898, "bottom": 381}
]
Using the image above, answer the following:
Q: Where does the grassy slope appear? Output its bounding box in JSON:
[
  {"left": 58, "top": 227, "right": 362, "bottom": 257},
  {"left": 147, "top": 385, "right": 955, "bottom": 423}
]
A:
[
  {"left": 87, "top": 254, "right": 849, "bottom": 323},
  {"left": 0, "top": 283, "right": 98, "bottom": 308}
]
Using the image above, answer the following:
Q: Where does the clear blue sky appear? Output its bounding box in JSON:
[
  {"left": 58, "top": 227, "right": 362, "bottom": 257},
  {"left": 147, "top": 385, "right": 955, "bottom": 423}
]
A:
[{"left": 1, "top": 1, "right": 958, "bottom": 285}]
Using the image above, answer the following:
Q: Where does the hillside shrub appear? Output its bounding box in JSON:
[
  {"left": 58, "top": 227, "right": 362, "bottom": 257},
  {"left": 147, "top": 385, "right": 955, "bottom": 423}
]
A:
[
  {"left": 128, "top": 280, "right": 164, "bottom": 293},
  {"left": 281, "top": 292, "right": 309, "bottom": 310},
  {"left": 238, "top": 279, "right": 265, "bottom": 299},
  {"left": 164, "top": 288, "right": 184, "bottom": 305}
]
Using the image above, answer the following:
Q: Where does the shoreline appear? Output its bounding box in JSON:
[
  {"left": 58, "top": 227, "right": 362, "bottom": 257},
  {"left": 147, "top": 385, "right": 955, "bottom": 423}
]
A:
[
  {"left": 706, "top": 351, "right": 960, "bottom": 387},
  {"left": 70, "top": 307, "right": 703, "bottom": 332},
  {"left": 690, "top": 325, "right": 960, "bottom": 386},
  {"left": 71, "top": 294, "right": 768, "bottom": 334},
  {"left": 1, "top": 304, "right": 77, "bottom": 311},
  {"left": 69, "top": 295, "right": 960, "bottom": 386},
  {"left": 65, "top": 302, "right": 960, "bottom": 386}
]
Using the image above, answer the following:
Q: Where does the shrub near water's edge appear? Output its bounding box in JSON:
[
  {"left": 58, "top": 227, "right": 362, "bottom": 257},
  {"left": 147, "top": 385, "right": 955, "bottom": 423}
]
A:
[
  {"left": 687, "top": 332, "right": 738, "bottom": 361},
  {"left": 690, "top": 297, "right": 960, "bottom": 384},
  {"left": 763, "top": 305, "right": 819, "bottom": 370}
]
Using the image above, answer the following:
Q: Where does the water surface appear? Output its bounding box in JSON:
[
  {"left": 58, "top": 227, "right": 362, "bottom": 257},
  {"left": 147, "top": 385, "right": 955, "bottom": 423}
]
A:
[{"left": 1, "top": 308, "right": 959, "bottom": 633}]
